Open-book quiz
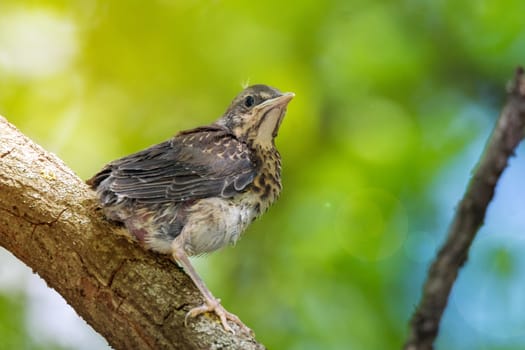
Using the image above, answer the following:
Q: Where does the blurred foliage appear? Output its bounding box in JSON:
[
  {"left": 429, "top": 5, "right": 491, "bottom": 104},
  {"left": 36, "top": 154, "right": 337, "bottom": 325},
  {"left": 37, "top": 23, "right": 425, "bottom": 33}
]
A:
[
  {"left": 0, "top": 294, "right": 61, "bottom": 350},
  {"left": 1, "top": 1, "right": 525, "bottom": 349}
]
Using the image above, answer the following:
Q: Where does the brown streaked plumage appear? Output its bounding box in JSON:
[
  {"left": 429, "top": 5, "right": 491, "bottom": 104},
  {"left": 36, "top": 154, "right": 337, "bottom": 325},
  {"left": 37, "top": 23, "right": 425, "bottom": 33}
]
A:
[{"left": 87, "top": 84, "right": 294, "bottom": 334}]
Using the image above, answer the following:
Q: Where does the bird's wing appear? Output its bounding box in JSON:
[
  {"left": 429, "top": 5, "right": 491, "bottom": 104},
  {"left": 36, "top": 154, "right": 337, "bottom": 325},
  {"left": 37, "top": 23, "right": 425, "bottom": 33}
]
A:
[{"left": 88, "top": 126, "right": 256, "bottom": 204}]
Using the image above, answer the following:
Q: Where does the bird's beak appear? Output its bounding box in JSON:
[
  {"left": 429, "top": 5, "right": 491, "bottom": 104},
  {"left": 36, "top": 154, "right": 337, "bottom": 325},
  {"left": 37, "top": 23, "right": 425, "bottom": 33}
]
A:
[
  {"left": 254, "top": 92, "right": 295, "bottom": 114},
  {"left": 252, "top": 92, "right": 294, "bottom": 141}
]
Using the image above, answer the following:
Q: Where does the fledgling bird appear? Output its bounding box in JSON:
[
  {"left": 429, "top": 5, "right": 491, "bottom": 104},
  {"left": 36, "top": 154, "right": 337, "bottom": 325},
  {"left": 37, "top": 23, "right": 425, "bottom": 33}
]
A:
[{"left": 87, "top": 84, "right": 294, "bottom": 333}]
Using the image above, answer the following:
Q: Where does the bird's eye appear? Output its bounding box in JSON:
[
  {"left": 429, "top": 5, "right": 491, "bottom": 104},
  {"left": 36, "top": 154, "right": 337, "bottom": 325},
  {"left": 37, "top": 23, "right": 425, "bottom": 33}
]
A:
[{"left": 244, "top": 95, "right": 255, "bottom": 108}]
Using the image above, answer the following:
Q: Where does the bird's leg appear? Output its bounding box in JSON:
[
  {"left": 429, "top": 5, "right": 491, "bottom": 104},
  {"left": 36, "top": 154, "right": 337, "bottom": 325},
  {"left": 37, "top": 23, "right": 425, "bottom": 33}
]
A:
[{"left": 172, "top": 246, "right": 252, "bottom": 335}]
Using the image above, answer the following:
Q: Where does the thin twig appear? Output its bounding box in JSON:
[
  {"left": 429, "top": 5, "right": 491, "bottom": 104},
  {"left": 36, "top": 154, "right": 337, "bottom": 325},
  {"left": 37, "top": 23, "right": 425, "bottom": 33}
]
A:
[{"left": 404, "top": 67, "right": 525, "bottom": 350}]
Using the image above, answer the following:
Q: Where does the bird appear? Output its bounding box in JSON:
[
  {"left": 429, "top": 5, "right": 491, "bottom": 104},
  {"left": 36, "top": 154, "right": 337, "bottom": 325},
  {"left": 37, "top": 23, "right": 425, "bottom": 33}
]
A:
[{"left": 87, "top": 84, "right": 294, "bottom": 334}]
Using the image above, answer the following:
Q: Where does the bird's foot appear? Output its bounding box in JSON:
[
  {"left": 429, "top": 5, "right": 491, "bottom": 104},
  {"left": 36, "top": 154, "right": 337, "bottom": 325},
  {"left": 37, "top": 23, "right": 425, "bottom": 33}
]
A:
[{"left": 184, "top": 297, "right": 253, "bottom": 335}]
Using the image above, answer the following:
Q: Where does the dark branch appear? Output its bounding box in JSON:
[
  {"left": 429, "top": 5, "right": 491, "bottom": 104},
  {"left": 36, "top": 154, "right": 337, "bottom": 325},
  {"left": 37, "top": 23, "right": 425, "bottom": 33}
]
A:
[
  {"left": 0, "top": 116, "right": 265, "bottom": 350},
  {"left": 404, "top": 67, "right": 525, "bottom": 350}
]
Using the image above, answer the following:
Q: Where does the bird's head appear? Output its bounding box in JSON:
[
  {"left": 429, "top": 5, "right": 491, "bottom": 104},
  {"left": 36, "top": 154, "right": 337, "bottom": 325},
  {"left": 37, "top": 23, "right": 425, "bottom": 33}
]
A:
[{"left": 217, "top": 84, "right": 294, "bottom": 148}]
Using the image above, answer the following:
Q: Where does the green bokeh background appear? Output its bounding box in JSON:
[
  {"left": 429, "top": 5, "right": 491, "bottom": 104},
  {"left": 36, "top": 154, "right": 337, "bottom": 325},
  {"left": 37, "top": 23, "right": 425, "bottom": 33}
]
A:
[{"left": 2, "top": 1, "right": 525, "bottom": 349}]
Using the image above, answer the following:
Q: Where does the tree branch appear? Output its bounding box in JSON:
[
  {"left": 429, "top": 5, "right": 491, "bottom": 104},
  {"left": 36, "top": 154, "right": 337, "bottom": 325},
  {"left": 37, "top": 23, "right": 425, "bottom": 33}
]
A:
[
  {"left": 0, "top": 115, "right": 265, "bottom": 350},
  {"left": 404, "top": 67, "right": 525, "bottom": 350}
]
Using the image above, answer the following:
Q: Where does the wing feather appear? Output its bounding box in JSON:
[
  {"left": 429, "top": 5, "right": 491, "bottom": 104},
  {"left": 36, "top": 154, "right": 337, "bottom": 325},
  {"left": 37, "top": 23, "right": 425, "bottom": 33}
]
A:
[{"left": 88, "top": 126, "right": 256, "bottom": 205}]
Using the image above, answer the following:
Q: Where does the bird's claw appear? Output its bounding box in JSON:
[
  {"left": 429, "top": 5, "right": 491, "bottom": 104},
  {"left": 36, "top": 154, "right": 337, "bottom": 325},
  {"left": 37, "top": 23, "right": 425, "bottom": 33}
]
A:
[{"left": 184, "top": 298, "right": 253, "bottom": 335}]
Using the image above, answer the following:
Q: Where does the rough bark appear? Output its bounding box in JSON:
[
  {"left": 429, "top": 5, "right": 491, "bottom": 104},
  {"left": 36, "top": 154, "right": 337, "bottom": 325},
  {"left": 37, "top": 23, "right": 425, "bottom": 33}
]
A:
[
  {"left": 404, "top": 68, "right": 525, "bottom": 350},
  {"left": 0, "top": 115, "right": 265, "bottom": 350}
]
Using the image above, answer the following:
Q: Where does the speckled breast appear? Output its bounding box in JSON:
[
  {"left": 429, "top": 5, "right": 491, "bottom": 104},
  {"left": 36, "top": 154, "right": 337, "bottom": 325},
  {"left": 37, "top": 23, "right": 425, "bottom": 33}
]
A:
[{"left": 246, "top": 146, "right": 282, "bottom": 216}]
